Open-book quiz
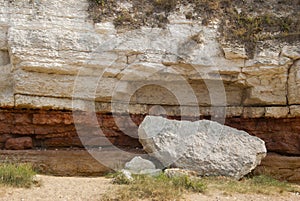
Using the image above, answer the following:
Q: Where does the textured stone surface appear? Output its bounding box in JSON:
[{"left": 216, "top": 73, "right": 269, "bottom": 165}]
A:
[
  {"left": 0, "top": 0, "right": 299, "bottom": 113},
  {"left": 1, "top": 109, "right": 300, "bottom": 155},
  {"left": 125, "top": 156, "right": 156, "bottom": 172},
  {"left": 222, "top": 46, "right": 248, "bottom": 60},
  {"left": 5, "top": 137, "right": 33, "bottom": 150},
  {"left": 0, "top": 109, "right": 142, "bottom": 149},
  {"left": 290, "top": 105, "right": 300, "bottom": 117},
  {"left": 164, "top": 168, "right": 199, "bottom": 178},
  {"left": 0, "top": 0, "right": 299, "bottom": 181},
  {"left": 255, "top": 153, "right": 300, "bottom": 184},
  {"left": 138, "top": 116, "right": 267, "bottom": 179},
  {"left": 225, "top": 118, "right": 300, "bottom": 155},
  {"left": 265, "top": 107, "right": 289, "bottom": 118},
  {"left": 289, "top": 60, "right": 300, "bottom": 105},
  {"left": 124, "top": 156, "right": 162, "bottom": 176},
  {"left": 0, "top": 149, "right": 135, "bottom": 176},
  {"left": 0, "top": 110, "right": 299, "bottom": 181}
]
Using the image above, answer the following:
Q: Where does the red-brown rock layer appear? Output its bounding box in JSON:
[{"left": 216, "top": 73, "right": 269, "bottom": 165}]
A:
[
  {"left": 5, "top": 137, "right": 33, "bottom": 150},
  {"left": 255, "top": 153, "right": 300, "bottom": 183},
  {"left": 0, "top": 108, "right": 299, "bottom": 182},
  {"left": 1, "top": 109, "right": 300, "bottom": 155}
]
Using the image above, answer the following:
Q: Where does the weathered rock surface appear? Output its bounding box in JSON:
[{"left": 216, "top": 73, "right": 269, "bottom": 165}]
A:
[
  {"left": 125, "top": 156, "right": 155, "bottom": 172},
  {"left": 0, "top": 149, "right": 135, "bottom": 176},
  {"left": 0, "top": 0, "right": 299, "bottom": 182},
  {"left": 164, "top": 168, "right": 199, "bottom": 178},
  {"left": 225, "top": 118, "right": 300, "bottom": 155},
  {"left": 5, "top": 137, "right": 33, "bottom": 150},
  {"left": 255, "top": 153, "right": 300, "bottom": 184},
  {"left": 124, "top": 156, "right": 162, "bottom": 176},
  {"left": 138, "top": 116, "right": 267, "bottom": 179},
  {"left": 289, "top": 60, "right": 300, "bottom": 105},
  {"left": 1, "top": 109, "right": 299, "bottom": 155},
  {"left": 0, "top": 0, "right": 298, "bottom": 118}
]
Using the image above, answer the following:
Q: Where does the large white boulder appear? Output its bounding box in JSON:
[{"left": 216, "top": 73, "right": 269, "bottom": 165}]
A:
[{"left": 138, "top": 116, "right": 267, "bottom": 179}]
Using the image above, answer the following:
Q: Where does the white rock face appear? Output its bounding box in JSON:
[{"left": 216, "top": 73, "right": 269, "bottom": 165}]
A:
[
  {"left": 0, "top": 0, "right": 299, "bottom": 118},
  {"left": 138, "top": 116, "right": 267, "bottom": 179}
]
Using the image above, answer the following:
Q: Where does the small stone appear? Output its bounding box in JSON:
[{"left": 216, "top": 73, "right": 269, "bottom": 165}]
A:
[
  {"left": 5, "top": 137, "right": 33, "bottom": 150},
  {"left": 124, "top": 156, "right": 156, "bottom": 174}
]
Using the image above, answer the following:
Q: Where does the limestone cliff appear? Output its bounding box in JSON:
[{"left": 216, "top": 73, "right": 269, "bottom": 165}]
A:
[
  {"left": 1, "top": 0, "right": 299, "bottom": 115},
  {"left": 0, "top": 0, "right": 299, "bottom": 182}
]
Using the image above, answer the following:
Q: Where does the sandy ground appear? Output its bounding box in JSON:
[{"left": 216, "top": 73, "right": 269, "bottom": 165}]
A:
[
  {"left": 0, "top": 175, "right": 299, "bottom": 201},
  {"left": 187, "top": 191, "right": 300, "bottom": 201},
  {"left": 0, "top": 175, "right": 112, "bottom": 201}
]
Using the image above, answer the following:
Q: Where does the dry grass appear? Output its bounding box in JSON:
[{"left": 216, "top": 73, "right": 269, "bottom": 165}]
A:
[
  {"left": 88, "top": 0, "right": 300, "bottom": 59},
  {"left": 102, "top": 173, "right": 300, "bottom": 201},
  {"left": 102, "top": 173, "right": 206, "bottom": 201},
  {"left": 202, "top": 175, "right": 300, "bottom": 196},
  {"left": 0, "top": 163, "right": 36, "bottom": 188}
]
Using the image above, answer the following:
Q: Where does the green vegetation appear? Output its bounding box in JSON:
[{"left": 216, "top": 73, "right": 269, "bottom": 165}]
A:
[
  {"left": 202, "top": 175, "right": 299, "bottom": 195},
  {"left": 102, "top": 172, "right": 300, "bottom": 200},
  {"left": 224, "top": 11, "right": 298, "bottom": 57},
  {"left": 113, "top": 11, "right": 135, "bottom": 30},
  {"left": 106, "top": 171, "right": 133, "bottom": 185},
  {"left": 0, "top": 163, "right": 36, "bottom": 188},
  {"left": 102, "top": 173, "right": 206, "bottom": 201},
  {"left": 153, "top": 0, "right": 177, "bottom": 12},
  {"left": 88, "top": 0, "right": 300, "bottom": 58}
]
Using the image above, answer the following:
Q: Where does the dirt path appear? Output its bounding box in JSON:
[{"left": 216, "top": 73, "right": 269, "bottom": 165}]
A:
[{"left": 0, "top": 175, "right": 299, "bottom": 201}]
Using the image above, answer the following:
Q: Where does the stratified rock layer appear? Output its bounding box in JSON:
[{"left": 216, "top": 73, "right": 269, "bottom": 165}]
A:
[
  {"left": 0, "top": 0, "right": 299, "bottom": 182},
  {"left": 5, "top": 137, "right": 33, "bottom": 150},
  {"left": 0, "top": 109, "right": 299, "bottom": 156},
  {"left": 0, "top": 109, "right": 299, "bottom": 182},
  {"left": 0, "top": 0, "right": 299, "bottom": 113},
  {"left": 138, "top": 116, "right": 267, "bottom": 179},
  {"left": 255, "top": 153, "right": 300, "bottom": 184},
  {"left": 0, "top": 149, "right": 134, "bottom": 176}
]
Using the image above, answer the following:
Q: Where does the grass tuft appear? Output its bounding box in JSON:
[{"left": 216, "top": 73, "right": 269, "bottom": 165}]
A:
[
  {"left": 102, "top": 173, "right": 206, "bottom": 201},
  {"left": 88, "top": 0, "right": 300, "bottom": 58},
  {"left": 0, "top": 163, "right": 36, "bottom": 188},
  {"left": 102, "top": 173, "right": 300, "bottom": 200},
  {"left": 111, "top": 172, "right": 132, "bottom": 185},
  {"left": 168, "top": 174, "right": 206, "bottom": 193},
  {"left": 202, "top": 175, "right": 299, "bottom": 195}
]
